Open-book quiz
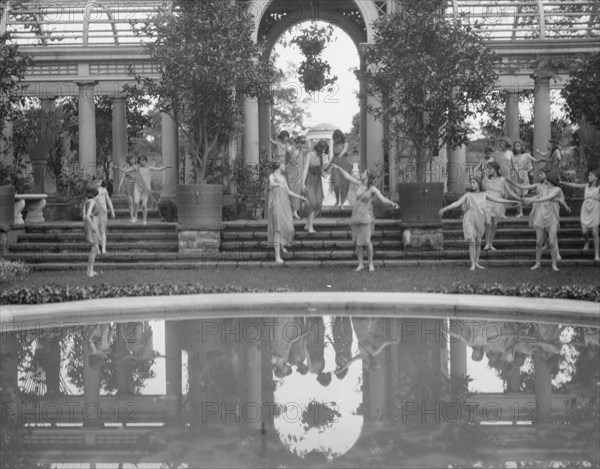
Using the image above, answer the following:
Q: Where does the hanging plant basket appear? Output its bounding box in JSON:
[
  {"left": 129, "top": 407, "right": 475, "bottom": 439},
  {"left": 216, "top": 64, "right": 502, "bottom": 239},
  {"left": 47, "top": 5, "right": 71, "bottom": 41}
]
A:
[{"left": 298, "top": 57, "right": 336, "bottom": 93}]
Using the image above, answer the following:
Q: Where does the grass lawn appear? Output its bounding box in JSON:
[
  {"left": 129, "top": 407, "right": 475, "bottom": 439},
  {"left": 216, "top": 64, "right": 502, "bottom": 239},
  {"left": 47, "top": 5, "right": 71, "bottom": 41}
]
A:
[{"left": 5, "top": 264, "right": 600, "bottom": 293}]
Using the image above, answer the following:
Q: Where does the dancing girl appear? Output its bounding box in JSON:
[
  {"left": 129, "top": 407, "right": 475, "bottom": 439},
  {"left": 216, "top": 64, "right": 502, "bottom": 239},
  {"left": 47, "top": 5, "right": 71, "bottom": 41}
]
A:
[
  {"left": 301, "top": 140, "right": 329, "bottom": 233},
  {"left": 83, "top": 185, "right": 101, "bottom": 277},
  {"left": 326, "top": 129, "right": 353, "bottom": 207}
]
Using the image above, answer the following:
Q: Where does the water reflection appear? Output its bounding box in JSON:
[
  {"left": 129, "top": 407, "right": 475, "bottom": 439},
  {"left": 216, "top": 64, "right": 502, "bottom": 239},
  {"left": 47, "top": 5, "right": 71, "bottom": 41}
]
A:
[{"left": 1, "top": 316, "right": 598, "bottom": 468}]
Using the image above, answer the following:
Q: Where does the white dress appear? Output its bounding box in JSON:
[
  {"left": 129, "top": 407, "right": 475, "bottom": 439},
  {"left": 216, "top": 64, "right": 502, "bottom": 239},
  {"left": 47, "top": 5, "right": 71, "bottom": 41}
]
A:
[{"left": 581, "top": 185, "right": 600, "bottom": 228}]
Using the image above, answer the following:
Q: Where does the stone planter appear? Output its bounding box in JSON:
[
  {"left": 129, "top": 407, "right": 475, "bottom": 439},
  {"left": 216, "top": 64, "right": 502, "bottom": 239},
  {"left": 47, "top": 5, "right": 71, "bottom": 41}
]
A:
[
  {"left": 398, "top": 183, "right": 444, "bottom": 223},
  {"left": 44, "top": 201, "right": 77, "bottom": 221},
  {"left": 176, "top": 184, "right": 223, "bottom": 230}
]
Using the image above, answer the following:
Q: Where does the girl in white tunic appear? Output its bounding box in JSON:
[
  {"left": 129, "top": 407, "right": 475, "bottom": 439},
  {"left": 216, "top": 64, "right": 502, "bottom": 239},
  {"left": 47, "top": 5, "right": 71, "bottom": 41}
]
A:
[
  {"left": 560, "top": 168, "right": 600, "bottom": 262},
  {"left": 439, "top": 177, "right": 518, "bottom": 270}
]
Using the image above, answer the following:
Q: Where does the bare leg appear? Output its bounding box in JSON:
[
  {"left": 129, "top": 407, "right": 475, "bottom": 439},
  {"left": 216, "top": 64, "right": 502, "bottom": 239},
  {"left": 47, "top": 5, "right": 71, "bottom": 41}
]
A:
[
  {"left": 531, "top": 228, "right": 544, "bottom": 270},
  {"left": 127, "top": 196, "right": 135, "bottom": 221},
  {"left": 475, "top": 242, "right": 484, "bottom": 269},
  {"left": 141, "top": 198, "right": 148, "bottom": 225},
  {"left": 274, "top": 242, "right": 283, "bottom": 264},
  {"left": 367, "top": 242, "right": 374, "bottom": 271},
  {"left": 355, "top": 245, "right": 364, "bottom": 271},
  {"left": 485, "top": 218, "right": 497, "bottom": 250},
  {"left": 306, "top": 212, "right": 316, "bottom": 233},
  {"left": 593, "top": 227, "right": 600, "bottom": 261},
  {"left": 87, "top": 245, "right": 98, "bottom": 277},
  {"left": 582, "top": 226, "right": 590, "bottom": 250},
  {"left": 468, "top": 240, "right": 476, "bottom": 270},
  {"left": 548, "top": 225, "right": 559, "bottom": 271},
  {"left": 101, "top": 229, "right": 107, "bottom": 254}
]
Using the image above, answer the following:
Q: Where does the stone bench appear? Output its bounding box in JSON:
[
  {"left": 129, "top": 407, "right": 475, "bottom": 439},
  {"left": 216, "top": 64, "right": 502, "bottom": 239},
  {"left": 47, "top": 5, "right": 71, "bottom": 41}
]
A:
[{"left": 14, "top": 194, "right": 48, "bottom": 224}]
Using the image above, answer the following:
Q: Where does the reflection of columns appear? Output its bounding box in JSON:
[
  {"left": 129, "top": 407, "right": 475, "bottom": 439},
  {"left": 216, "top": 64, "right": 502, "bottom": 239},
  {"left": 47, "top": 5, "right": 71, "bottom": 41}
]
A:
[
  {"left": 532, "top": 75, "right": 552, "bottom": 167},
  {"left": 368, "top": 320, "right": 388, "bottom": 422},
  {"left": 77, "top": 82, "right": 97, "bottom": 178},
  {"left": 245, "top": 321, "right": 262, "bottom": 431},
  {"left": 533, "top": 352, "right": 552, "bottom": 424},
  {"left": 505, "top": 90, "right": 520, "bottom": 143},
  {"left": 258, "top": 101, "right": 271, "bottom": 158},
  {"left": 359, "top": 47, "right": 368, "bottom": 172},
  {"left": 83, "top": 343, "right": 102, "bottom": 427},
  {"left": 449, "top": 321, "right": 467, "bottom": 379},
  {"left": 161, "top": 112, "right": 179, "bottom": 197},
  {"left": 165, "top": 322, "right": 182, "bottom": 418},
  {"left": 447, "top": 145, "right": 466, "bottom": 193},
  {"left": 0, "top": 331, "right": 19, "bottom": 390},
  {"left": 243, "top": 99, "right": 260, "bottom": 166},
  {"left": 112, "top": 97, "right": 127, "bottom": 194},
  {"left": 116, "top": 325, "right": 132, "bottom": 395}
]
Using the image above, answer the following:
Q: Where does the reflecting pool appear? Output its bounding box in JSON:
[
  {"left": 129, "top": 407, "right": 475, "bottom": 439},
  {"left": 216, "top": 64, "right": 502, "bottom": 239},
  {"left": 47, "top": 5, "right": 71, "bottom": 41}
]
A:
[{"left": 1, "top": 312, "right": 599, "bottom": 468}]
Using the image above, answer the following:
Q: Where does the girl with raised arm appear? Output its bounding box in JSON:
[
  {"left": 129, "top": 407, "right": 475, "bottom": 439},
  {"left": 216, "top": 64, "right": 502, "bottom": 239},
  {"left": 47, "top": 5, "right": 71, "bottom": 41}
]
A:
[
  {"left": 332, "top": 163, "right": 399, "bottom": 271},
  {"left": 267, "top": 160, "right": 307, "bottom": 264},
  {"left": 523, "top": 171, "right": 571, "bottom": 271},
  {"left": 482, "top": 161, "right": 521, "bottom": 251},
  {"left": 439, "top": 177, "right": 519, "bottom": 271},
  {"left": 535, "top": 138, "right": 562, "bottom": 174},
  {"left": 270, "top": 130, "right": 291, "bottom": 162},
  {"left": 301, "top": 140, "right": 329, "bottom": 233},
  {"left": 560, "top": 168, "right": 600, "bottom": 262}
]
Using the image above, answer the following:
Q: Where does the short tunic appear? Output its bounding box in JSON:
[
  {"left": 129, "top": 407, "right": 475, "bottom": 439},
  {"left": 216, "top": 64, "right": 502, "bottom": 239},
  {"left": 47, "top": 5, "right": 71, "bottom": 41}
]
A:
[
  {"left": 581, "top": 185, "right": 600, "bottom": 229},
  {"left": 267, "top": 173, "right": 295, "bottom": 247},
  {"left": 494, "top": 150, "right": 514, "bottom": 181},
  {"left": 512, "top": 153, "right": 534, "bottom": 195},
  {"left": 531, "top": 186, "right": 563, "bottom": 230},
  {"left": 329, "top": 143, "right": 352, "bottom": 202},
  {"left": 83, "top": 199, "right": 100, "bottom": 245},
  {"left": 528, "top": 184, "right": 547, "bottom": 228},
  {"left": 462, "top": 192, "right": 487, "bottom": 241},
  {"left": 349, "top": 186, "right": 375, "bottom": 246},
  {"left": 122, "top": 167, "right": 137, "bottom": 197},
  {"left": 483, "top": 176, "right": 507, "bottom": 219}
]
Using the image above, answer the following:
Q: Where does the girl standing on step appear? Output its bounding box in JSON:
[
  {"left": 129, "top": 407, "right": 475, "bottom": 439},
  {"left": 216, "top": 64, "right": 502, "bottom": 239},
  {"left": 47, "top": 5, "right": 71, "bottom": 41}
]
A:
[
  {"left": 494, "top": 137, "right": 515, "bottom": 184},
  {"left": 301, "top": 140, "right": 329, "bottom": 234},
  {"left": 326, "top": 129, "right": 353, "bottom": 207},
  {"left": 83, "top": 185, "right": 101, "bottom": 277},
  {"left": 535, "top": 138, "right": 562, "bottom": 174},
  {"left": 95, "top": 179, "right": 115, "bottom": 255},
  {"left": 270, "top": 130, "right": 291, "bottom": 163},
  {"left": 511, "top": 140, "right": 542, "bottom": 218},
  {"left": 560, "top": 168, "right": 600, "bottom": 262},
  {"left": 522, "top": 171, "right": 571, "bottom": 271},
  {"left": 482, "top": 161, "right": 521, "bottom": 251},
  {"left": 439, "top": 177, "right": 518, "bottom": 271},
  {"left": 116, "top": 156, "right": 139, "bottom": 223},
  {"left": 331, "top": 163, "right": 399, "bottom": 272},
  {"left": 267, "top": 160, "right": 307, "bottom": 264},
  {"left": 286, "top": 136, "right": 306, "bottom": 220}
]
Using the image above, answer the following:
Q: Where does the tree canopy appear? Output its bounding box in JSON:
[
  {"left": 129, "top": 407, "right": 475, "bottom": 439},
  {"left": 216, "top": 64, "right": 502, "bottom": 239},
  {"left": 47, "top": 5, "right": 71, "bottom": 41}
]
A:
[
  {"left": 362, "top": 1, "right": 498, "bottom": 182},
  {"left": 125, "top": 0, "right": 276, "bottom": 184},
  {"left": 562, "top": 52, "right": 600, "bottom": 130}
]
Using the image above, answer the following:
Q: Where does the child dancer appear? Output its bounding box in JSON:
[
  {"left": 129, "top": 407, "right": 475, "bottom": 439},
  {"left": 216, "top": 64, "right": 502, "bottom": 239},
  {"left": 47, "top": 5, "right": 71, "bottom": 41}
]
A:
[
  {"left": 560, "top": 168, "right": 600, "bottom": 262},
  {"left": 95, "top": 179, "right": 115, "bottom": 254},
  {"left": 523, "top": 171, "right": 571, "bottom": 271},
  {"left": 439, "top": 177, "right": 518, "bottom": 270},
  {"left": 83, "top": 185, "right": 101, "bottom": 277}
]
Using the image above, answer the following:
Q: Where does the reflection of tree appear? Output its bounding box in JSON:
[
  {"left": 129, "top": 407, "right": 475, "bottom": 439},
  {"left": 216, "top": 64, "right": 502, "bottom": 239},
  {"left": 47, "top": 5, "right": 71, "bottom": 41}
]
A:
[{"left": 300, "top": 401, "right": 341, "bottom": 433}]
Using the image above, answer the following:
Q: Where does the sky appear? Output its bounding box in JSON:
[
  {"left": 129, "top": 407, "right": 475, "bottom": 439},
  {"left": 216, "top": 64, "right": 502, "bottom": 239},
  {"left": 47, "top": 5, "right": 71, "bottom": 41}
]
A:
[{"left": 271, "top": 24, "right": 360, "bottom": 134}]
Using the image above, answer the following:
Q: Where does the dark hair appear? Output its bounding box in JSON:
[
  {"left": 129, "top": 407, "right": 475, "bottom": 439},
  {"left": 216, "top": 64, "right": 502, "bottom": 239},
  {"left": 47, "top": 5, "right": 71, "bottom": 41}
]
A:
[
  {"left": 334, "top": 367, "right": 349, "bottom": 380},
  {"left": 468, "top": 177, "right": 483, "bottom": 192},
  {"left": 269, "top": 160, "right": 282, "bottom": 172},
  {"left": 314, "top": 139, "right": 329, "bottom": 155},
  {"left": 273, "top": 365, "right": 292, "bottom": 378},
  {"left": 140, "top": 156, "right": 149, "bottom": 163},
  {"left": 278, "top": 130, "right": 290, "bottom": 141},
  {"left": 483, "top": 146, "right": 494, "bottom": 156},
  {"left": 499, "top": 136, "right": 512, "bottom": 147},
  {"left": 512, "top": 139, "right": 525, "bottom": 154},
  {"left": 85, "top": 185, "right": 99, "bottom": 199},
  {"left": 296, "top": 363, "right": 309, "bottom": 375},
  {"left": 365, "top": 169, "right": 376, "bottom": 188},
  {"left": 587, "top": 167, "right": 600, "bottom": 187},
  {"left": 332, "top": 129, "right": 345, "bottom": 143},
  {"left": 294, "top": 135, "right": 306, "bottom": 144},
  {"left": 545, "top": 170, "right": 560, "bottom": 186},
  {"left": 471, "top": 346, "right": 484, "bottom": 362},
  {"left": 488, "top": 161, "right": 501, "bottom": 176}
]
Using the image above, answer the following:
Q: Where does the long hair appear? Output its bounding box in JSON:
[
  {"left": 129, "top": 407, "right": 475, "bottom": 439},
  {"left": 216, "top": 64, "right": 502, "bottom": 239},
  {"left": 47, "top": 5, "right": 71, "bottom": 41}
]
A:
[
  {"left": 314, "top": 139, "right": 329, "bottom": 156},
  {"left": 278, "top": 130, "right": 290, "bottom": 141},
  {"left": 488, "top": 161, "right": 501, "bottom": 176},
  {"left": 588, "top": 167, "right": 600, "bottom": 187},
  {"left": 468, "top": 177, "right": 483, "bottom": 192},
  {"left": 545, "top": 170, "right": 560, "bottom": 187},
  {"left": 365, "top": 169, "right": 376, "bottom": 188},
  {"left": 332, "top": 129, "right": 345, "bottom": 143}
]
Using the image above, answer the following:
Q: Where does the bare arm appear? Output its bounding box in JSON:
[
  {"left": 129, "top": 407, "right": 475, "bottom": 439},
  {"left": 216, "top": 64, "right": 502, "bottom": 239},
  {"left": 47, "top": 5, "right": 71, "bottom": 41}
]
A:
[
  {"left": 524, "top": 188, "right": 563, "bottom": 204},
  {"left": 331, "top": 163, "right": 360, "bottom": 185},
  {"left": 106, "top": 193, "right": 115, "bottom": 217},
  {"left": 114, "top": 166, "right": 135, "bottom": 173},
  {"left": 560, "top": 182, "right": 587, "bottom": 189},
  {"left": 486, "top": 194, "right": 519, "bottom": 205},
  {"left": 288, "top": 189, "right": 307, "bottom": 201},
  {"left": 372, "top": 187, "right": 399, "bottom": 209},
  {"left": 505, "top": 178, "right": 536, "bottom": 191},
  {"left": 149, "top": 165, "right": 173, "bottom": 172},
  {"left": 370, "top": 339, "right": 399, "bottom": 357},
  {"left": 439, "top": 194, "right": 469, "bottom": 214},
  {"left": 503, "top": 181, "right": 521, "bottom": 200}
]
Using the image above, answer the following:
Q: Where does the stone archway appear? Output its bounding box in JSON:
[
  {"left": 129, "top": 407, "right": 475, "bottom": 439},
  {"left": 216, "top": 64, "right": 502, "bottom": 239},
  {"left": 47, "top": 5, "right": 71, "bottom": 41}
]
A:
[{"left": 243, "top": 0, "right": 385, "bottom": 173}]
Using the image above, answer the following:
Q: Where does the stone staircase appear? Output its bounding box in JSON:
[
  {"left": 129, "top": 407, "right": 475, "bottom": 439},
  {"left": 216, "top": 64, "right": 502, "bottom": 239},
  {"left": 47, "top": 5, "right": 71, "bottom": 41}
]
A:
[{"left": 3, "top": 206, "right": 598, "bottom": 269}]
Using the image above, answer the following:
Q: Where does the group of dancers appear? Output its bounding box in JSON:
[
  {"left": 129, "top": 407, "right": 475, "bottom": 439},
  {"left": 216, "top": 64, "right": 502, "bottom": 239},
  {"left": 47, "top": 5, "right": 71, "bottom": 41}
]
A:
[
  {"left": 439, "top": 136, "right": 599, "bottom": 271},
  {"left": 267, "top": 129, "right": 397, "bottom": 270}
]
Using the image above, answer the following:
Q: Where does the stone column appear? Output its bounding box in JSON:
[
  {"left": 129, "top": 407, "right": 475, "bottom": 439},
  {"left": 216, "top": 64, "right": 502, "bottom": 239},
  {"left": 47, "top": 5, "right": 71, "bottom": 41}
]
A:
[
  {"left": 505, "top": 90, "right": 520, "bottom": 143},
  {"left": 245, "top": 325, "right": 262, "bottom": 430},
  {"left": 116, "top": 325, "right": 132, "bottom": 395},
  {"left": 449, "top": 321, "right": 467, "bottom": 379},
  {"left": 258, "top": 100, "right": 271, "bottom": 159},
  {"left": 112, "top": 97, "right": 127, "bottom": 193},
  {"left": 243, "top": 99, "right": 260, "bottom": 167},
  {"left": 447, "top": 145, "right": 467, "bottom": 193},
  {"left": 165, "top": 321, "right": 182, "bottom": 418},
  {"left": 161, "top": 112, "right": 179, "bottom": 198},
  {"left": 368, "top": 320, "right": 388, "bottom": 422},
  {"left": 358, "top": 46, "right": 368, "bottom": 172},
  {"left": 532, "top": 74, "right": 552, "bottom": 168},
  {"left": 533, "top": 351, "right": 552, "bottom": 424},
  {"left": 83, "top": 342, "right": 102, "bottom": 427},
  {"left": 77, "top": 82, "right": 97, "bottom": 178}
]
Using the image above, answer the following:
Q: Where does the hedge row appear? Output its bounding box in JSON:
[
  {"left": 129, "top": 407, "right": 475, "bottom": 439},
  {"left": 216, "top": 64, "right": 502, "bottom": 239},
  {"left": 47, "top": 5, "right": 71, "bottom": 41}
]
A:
[{"left": 1, "top": 282, "right": 599, "bottom": 305}]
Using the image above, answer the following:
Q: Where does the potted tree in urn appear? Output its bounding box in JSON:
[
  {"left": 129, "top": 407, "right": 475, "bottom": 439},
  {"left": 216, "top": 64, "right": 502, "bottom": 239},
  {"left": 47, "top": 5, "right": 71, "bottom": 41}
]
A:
[
  {"left": 126, "top": 1, "right": 276, "bottom": 230},
  {"left": 361, "top": 0, "right": 497, "bottom": 225}
]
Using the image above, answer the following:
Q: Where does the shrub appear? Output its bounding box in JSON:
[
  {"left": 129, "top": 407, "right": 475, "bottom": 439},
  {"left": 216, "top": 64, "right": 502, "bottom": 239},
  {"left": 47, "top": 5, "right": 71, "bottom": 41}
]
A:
[
  {"left": 0, "top": 259, "right": 29, "bottom": 284},
  {"left": 158, "top": 198, "right": 178, "bottom": 222},
  {"left": 441, "top": 191, "right": 463, "bottom": 219},
  {"left": 0, "top": 160, "right": 34, "bottom": 193}
]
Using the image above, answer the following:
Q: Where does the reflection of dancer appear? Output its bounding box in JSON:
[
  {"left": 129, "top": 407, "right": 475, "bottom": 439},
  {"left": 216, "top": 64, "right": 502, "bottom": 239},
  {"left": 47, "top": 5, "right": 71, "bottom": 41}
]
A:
[
  {"left": 332, "top": 164, "right": 398, "bottom": 271},
  {"left": 326, "top": 129, "right": 352, "bottom": 207},
  {"left": 336, "top": 318, "right": 398, "bottom": 372},
  {"left": 266, "top": 160, "right": 307, "bottom": 264},
  {"left": 272, "top": 317, "right": 308, "bottom": 378},
  {"left": 118, "top": 322, "right": 155, "bottom": 362},
  {"left": 86, "top": 324, "right": 115, "bottom": 370},
  {"left": 302, "top": 140, "right": 328, "bottom": 233},
  {"left": 305, "top": 317, "right": 332, "bottom": 386},
  {"left": 560, "top": 168, "right": 600, "bottom": 262},
  {"left": 523, "top": 170, "right": 571, "bottom": 271},
  {"left": 289, "top": 317, "right": 309, "bottom": 375},
  {"left": 331, "top": 317, "right": 353, "bottom": 379},
  {"left": 439, "top": 177, "right": 518, "bottom": 270}
]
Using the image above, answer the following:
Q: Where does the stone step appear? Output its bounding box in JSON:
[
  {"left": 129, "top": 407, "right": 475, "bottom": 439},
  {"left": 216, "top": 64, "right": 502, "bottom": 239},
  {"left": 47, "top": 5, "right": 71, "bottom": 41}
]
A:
[
  {"left": 221, "top": 229, "right": 402, "bottom": 241},
  {"left": 220, "top": 239, "right": 403, "bottom": 252},
  {"left": 20, "top": 222, "right": 177, "bottom": 233},
  {"left": 18, "top": 232, "right": 179, "bottom": 242},
  {"left": 222, "top": 219, "right": 403, "bottom": 231},
  {"left": 6, "top": 247, "right": 599, "bottom": 264},
  {"left": 8, "top": 241, "right": 178, "bottom": 253}
]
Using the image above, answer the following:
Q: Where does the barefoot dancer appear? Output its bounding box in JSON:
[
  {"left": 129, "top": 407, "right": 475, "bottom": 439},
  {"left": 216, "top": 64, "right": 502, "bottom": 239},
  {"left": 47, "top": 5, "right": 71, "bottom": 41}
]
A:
[
  {"left": 560, "top": 168, "right": 600, "bottom": 262},
  {"left": 83, "top": 185, "right": 101, "bottom": 277},
  {"left": 523, "top": 171, "right": 571, "bottom": 271},
  {"left": 511, "top": 140, "right": 542, "bottom": 218},
  {"left": 439, "top": 177, "right": 518, "bottom": 271},
  {"left": 267, "top": 160, "right": 307, "bottom": 264},
  {"left": 287, "top": 136, "right": 307, "bottom": 220},
  {"left": 302, "top": 140, "right": 329, "bottom": 233},
  {"left": 332, "top": 164, "right": 398, "bottom": 272},
  {"left": 326, "top": 129, "right": 352, "bottom": 207},
  {"left": 482, "top": 161, "right": 521, "bottom": 251}
]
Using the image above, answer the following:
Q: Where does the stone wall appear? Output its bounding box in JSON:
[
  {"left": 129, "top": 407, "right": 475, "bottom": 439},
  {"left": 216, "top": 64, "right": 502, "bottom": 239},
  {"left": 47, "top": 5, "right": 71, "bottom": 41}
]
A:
[{"left": 177, "top": 228, "right": 220, "bottom": 256}]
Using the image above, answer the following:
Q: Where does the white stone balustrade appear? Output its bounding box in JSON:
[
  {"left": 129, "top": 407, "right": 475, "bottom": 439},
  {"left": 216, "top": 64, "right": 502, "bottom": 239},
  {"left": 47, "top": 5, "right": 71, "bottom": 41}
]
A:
[{"left": 14, "top": 194, "right": 48, "bottom": 224}]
